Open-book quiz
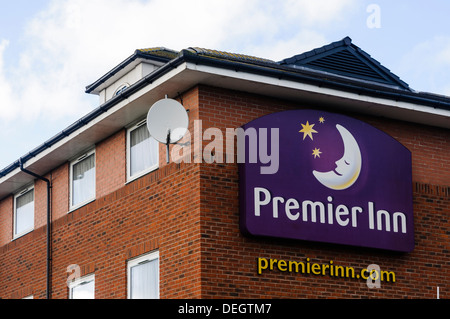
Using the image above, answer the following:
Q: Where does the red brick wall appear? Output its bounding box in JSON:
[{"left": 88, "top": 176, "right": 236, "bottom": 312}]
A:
[
  {"left": 0, "top": 162, "right": 201, "bottom": 299},
  {"left": 96, "top": 129, "right": 126, "bottom": 198},
  {"left": 0, "top": 196, "right": 12, "bottom": 247},
  {"left": 34, "top": 178, "right": 48, "bottom": 229},
  {"left": 48, "top": 162, "right": 201, "bottom": 299},
  {"left": 51, "top": 163, "right": 70, "bottom": 220},
  {"left": 0, "top": 84, "right": 448, "bottom": 299}
]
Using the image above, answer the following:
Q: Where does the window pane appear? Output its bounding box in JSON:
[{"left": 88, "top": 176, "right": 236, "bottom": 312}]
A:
[
  {"left": 15, "top": 190, "right": 34, "bottom": 235},
  {"left": 71, "top": 279, "right": 95, "bottom": 299},
  {"left": 130, "top": 125, "right": 158, "bottom": 177},
  {"left": 130, "top": 258, "right": 159, "bottom": 299},
  {"left": 72, "top": 154, "right": 95, "bottom": 206}
]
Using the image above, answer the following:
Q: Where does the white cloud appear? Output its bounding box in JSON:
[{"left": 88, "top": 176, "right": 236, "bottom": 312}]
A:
[
  {"left": 0, "top": 0, "right": 358, "bottom": 124},
  {"left": 0, "top": 39, "right": 16, "bottom": 120},
  {"left": 436, "top": 41, "right": 450, "bottom": 66},
  {"left": 282, "top": 0, "right": 355, "bottom": 26},
  {"left": 399, "top": 36, "right": 450, "bottom": 95},
  {"left": 217, "top": 0, "right": 356, "bottom": 60}
]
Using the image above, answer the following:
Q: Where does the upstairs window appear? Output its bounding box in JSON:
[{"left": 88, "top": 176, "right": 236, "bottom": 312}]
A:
[
  {"left": 14, "top": 186, "right": 34, "bottom": 238},
  {"left": 127, "top": 120, "right": 159, "bottom": 181},
  {"left": 70, "top": 149, "right": 96, "bottom": 210}
]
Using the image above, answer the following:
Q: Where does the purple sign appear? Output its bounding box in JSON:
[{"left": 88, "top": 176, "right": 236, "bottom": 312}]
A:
[{"left": 239, "top": 110, "right": 414, "bottom": 252}]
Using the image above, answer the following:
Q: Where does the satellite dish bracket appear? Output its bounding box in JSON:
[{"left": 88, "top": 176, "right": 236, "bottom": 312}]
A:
[{"left": 166, "top": 129, "right": 171, "bottom": 164}]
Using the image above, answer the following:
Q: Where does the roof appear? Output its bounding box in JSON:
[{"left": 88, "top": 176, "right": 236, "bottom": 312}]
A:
[
  {"left": 279, "top": 36, "right": 410, "bottom": 90},
  {"left": 177, "top": 39, "right": 450, "bottom": 108},
  {"left": 137, "top": 47, "right": 179, "bottom": 59},
  {"left": 1, "top": 36, "right": 449, "bottom": 198},
  {"left": 187, "top": 47, "right": 275, "bottom": 64}
]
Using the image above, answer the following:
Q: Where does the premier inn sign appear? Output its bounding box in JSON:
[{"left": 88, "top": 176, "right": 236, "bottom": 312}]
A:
[{"left": 239, "top": 110, "right": 414, "bottom": 252}]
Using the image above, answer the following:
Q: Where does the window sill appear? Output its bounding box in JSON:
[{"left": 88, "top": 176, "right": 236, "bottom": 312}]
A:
[
  {"left": 12, "top": 228, "right": 34, "bottom": 241},
  {"left": 68, "top": 198, "right": 96, "bottom": 214},
  {"left": 126, "top": 165, "right": 159, "bottom": 185}
]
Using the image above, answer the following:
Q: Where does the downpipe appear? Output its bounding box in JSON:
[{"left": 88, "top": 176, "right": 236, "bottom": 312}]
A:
[{"left": 19, "top": 158, "right": 52, "bottom": 299}]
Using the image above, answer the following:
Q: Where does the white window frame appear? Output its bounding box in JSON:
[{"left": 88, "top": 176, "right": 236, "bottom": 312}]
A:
[
  {"left": 13, "top": 185, "right": 35, "bottom": 239},
  {"left": 68, "top": 273, "right": 95, "bottom": 299},
  {"left": 69, "top": 149, "right": 96, "bottom": 211},
  {"left": 127, "top": 250, "right": 159, "bottom": 299},
  {"left": 114, "top": 83, "right": 129, "bottom": 96},
  {"left": 126, "top": 119, "right": 159, "bottom": 182}
]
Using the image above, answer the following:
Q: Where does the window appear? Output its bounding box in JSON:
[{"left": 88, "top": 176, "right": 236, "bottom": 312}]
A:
[
  {"left": 70, "top": 150, "right": 96, "bottom": 210},
  {"left": 127, "top": 251, "right": 159, "bottom": 299},
  {"left": 69, "top": 274, "right": 95, "bottom": 299},
  {"left": 127, "top": 120, "right": 159, "bottom": 181},
  {"left": 114, "top": 83, "right": 129, "bottom": 96},
  {"left": 14, "top": 186, "right": 34, "bottom": 238}
]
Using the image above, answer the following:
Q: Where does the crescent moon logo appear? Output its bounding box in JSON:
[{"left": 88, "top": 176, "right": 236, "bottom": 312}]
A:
[{"left": 312, "top": 124, "right": 362, "bottom": 190}]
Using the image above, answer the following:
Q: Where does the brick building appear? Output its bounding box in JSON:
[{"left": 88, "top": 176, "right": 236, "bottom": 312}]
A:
[{"left": 0, "top": 37, "right": 448, "bottom": 299}]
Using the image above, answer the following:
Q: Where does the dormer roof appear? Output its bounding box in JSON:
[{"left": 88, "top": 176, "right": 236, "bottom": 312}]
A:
[{"left": 85, "top": 47, "right": 178, "bottom": 95}]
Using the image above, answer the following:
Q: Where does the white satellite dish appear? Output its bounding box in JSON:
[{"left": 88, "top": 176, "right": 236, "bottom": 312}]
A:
[{"left": 146, "top": 96, "right": 189, "bottom": 163}]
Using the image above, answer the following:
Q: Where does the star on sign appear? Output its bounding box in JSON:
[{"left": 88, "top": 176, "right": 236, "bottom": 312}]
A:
[
  {"left": 299, "top": 121, "right": 318, "bottom": 140},
  {"left": 312, "top": 148, "right": 322, "bottom": 158}
]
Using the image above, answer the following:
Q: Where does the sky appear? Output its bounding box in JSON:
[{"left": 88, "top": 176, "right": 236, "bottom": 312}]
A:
[{"left": 0, "top": 0, "right": 449, "bottom": 169}]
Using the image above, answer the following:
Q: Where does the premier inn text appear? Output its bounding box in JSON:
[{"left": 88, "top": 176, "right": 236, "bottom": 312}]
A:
[{"left": 254, "top": 187, "right": 408, "bottom": 233}]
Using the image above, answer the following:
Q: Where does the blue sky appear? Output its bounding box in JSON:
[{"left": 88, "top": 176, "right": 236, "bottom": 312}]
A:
[{"left": 0, "top": 0, "right": 449, "bottom": 170}]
